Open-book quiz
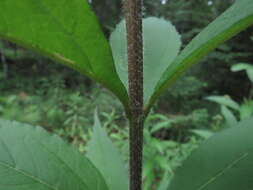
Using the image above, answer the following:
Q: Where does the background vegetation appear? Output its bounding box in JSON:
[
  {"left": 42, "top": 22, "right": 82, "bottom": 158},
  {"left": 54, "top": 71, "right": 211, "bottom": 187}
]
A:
[{"left": 0, "top": 0, "right": 252, "bottom": 189}]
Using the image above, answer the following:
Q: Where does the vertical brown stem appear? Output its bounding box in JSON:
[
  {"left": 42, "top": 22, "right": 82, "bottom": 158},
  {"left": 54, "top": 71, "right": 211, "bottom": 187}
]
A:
[
  {"left": 124, "top": 0, "right": 143, "bottom": 190},
  {"left": 129, "top": 117, "right": 144, "bottom": 190}
]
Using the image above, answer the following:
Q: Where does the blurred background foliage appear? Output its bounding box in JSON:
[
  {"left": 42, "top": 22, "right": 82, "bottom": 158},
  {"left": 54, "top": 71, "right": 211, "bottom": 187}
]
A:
[{"left": 0, "top": 0, "right": 253, "bottom": 189}]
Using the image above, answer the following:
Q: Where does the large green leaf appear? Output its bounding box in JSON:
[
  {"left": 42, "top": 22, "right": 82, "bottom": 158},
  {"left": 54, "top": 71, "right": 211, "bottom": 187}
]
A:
[
  {"left": 0, "top": 0, "right": 128, "bottom": 109},
  {"left": 110, "top": 17, "right": 181, "bottom": 104},
  {"left": 168, "top": 117, "right": 253, "bottom": 190},
  {"left": 148, "top": 0, "right": 253, "bottom": 110},
  {"left": 87, "top": 112, "right": 129, "bottom": 190},
  {"left": 0, "top": 119, "right": 108, "bottom": 190}
]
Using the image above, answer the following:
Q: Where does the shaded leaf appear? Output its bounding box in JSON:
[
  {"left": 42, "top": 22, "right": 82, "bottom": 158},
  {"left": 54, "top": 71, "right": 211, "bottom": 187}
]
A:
[
  {"left": 168, "top": 117, "right": 253, "bottom": 190},
  {"left": 0, "top": 119, "right": 108, "bottom": 190},
  {"left": 110, "top": 17, "right": 181, "bottom": 104},
  {"left": 87, "top": 112, "right": 128, "bottom": 190}
]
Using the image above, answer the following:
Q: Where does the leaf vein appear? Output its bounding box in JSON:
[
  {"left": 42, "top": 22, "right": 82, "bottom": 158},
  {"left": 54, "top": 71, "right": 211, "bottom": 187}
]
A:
[
  {"left": 197, "top": 152, "right": 249, "bottom": 190},
  {"left": 0, "top": 161, "right": 57, "bottom": 190}
]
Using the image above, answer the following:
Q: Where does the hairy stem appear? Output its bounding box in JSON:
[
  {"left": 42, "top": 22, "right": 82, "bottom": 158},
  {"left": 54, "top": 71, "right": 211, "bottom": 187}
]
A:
[
  {"left": 129, "top": 116, "right": 144, "bottom": 190},
  {"left": 124, "top": 0, "right": 143, "bottom": 190}
]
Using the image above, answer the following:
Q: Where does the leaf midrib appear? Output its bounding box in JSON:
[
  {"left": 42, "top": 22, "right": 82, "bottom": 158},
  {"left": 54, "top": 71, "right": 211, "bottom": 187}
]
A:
[
  {"left": 33, "top": 137, "right": 91, "bottom": 190},
  {"left": 197, "top": 152, "right": 250, "bottom": 190},
  {"left": 0, "top": 129, "right": 91, "bottom": 190},
  {"left": 0, "top": 161, "right": 57, "bottom": 190},
  {"left": 35, "top": 0, "right": 94, "bottom": 74}
]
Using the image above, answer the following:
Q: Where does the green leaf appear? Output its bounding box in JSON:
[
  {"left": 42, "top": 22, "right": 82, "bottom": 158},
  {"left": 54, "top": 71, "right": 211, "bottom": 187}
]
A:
[
  {"left": 157, "top": 172, "right": 171, "bottom": 190},
  {"left": 221, "top": 105, "right": 238, "bottom": 126},
  {"left": 110, "top": 17, "right": 181, "bottom": 104},
  {"left": 150, "top": 120, "right": 172, "bottom": 134},
  {"left": 231, "top": 63, "right": 253, "bottom": 83},
  {"left": 168, "top": 117, "right": 253, "bottom": 190},
  {"left": 190, "top": 129, "right": 213, "bottom": 139},
  {"left": 87, "top": 112, "right": 128, "bottom": 190},
  {"left": 231, "top": 63, "right": 253, "bottom": 72},
  {"left": 0, "top": 0, "right": 128, "bottom": 109},
  {"left": 149, "top": 0, "right": 253, "bottom": 110},
  {"left": 0, "top": 119, "right": 108, "bottom": 190},
  {"left": 239, "top": 100, "right": 253, "bottom": 120},
  {"left": 205, "top": 96, "right": 240, "bottom": 110}
]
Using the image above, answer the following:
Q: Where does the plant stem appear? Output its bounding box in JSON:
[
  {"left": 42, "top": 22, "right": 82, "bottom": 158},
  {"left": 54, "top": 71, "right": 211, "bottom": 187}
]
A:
[
  {"left": 129, "top": 117, "right": 144, "bottom": 190},
  {"left": 124, "top": 0, "right": 143, "bottom": 190}
]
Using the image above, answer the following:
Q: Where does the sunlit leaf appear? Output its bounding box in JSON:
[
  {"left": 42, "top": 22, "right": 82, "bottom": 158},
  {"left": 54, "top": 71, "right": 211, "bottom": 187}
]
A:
[
  {"left": 0, "top": 0, "right": 129, "bottom": 109},
  {"left": 149, "top": 0, "right": 253, "bottom": 110}
]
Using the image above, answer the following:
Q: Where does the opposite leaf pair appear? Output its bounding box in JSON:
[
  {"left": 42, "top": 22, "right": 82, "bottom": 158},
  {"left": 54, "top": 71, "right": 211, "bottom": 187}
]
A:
[
  {"left": 110, "top": 0, "right": 253, "bottom": 113},
  {"left": 0, "top": 0, "right": 253, "bottom": 115},
  {"left": 0, "top": 0, "right": 253, "bottom": 190}
]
